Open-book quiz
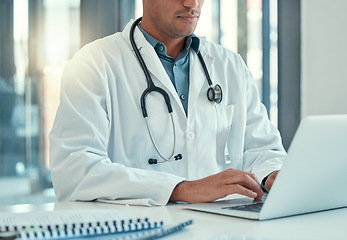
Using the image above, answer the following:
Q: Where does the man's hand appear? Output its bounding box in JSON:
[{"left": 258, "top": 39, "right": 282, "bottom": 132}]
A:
[
  {"left": 264, "top": 170, "right": 279, "bottom": 192},
  {"left": 170, "top": 169, "right": 264, "bottom": 204}
]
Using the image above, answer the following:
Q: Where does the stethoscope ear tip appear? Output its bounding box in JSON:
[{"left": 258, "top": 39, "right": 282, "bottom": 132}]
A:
[{"left": 148, "top": 158, "right": 158, "bottom": 165}]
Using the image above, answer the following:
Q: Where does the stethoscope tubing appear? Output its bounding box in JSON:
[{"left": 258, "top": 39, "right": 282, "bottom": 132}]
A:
[
  {"left": 197, "top": 51, "right": 213, "bottom": 87},
  {"left": 130, "top": 17, "right": 173, "bottom": 118},
  {"left": 130, "top": 17, "right": 177, "bottom": 163},
  {"left": 144, "top": 113, "right": 176, "bottom": 161}
]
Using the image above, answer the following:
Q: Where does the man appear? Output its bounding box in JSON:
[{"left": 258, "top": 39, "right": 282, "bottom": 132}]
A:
[{"left": 49, "top": 0, "right": 286, "bottom": 205}]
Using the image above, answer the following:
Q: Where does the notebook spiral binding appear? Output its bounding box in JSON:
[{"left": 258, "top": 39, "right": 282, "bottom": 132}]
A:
[{"left": 0, "top": 217, "right": 166, "bottom": 240}]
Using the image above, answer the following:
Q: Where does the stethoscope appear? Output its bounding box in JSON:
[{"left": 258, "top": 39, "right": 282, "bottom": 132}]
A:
[{"left": 130, "top": 17, "right": 222, "bottom": 165}]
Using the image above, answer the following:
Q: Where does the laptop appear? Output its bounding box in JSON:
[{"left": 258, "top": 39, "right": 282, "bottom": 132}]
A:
[{"left": 186, "top": 114, "right": 347, "bottom": 220}]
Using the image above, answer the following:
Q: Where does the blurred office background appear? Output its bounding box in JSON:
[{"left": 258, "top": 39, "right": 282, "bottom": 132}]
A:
[{"left": 0, "top": 0, "right": 346, "bottom": 205}]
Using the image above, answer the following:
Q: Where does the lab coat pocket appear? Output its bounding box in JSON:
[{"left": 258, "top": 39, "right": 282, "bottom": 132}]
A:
[{"left": 215, "top": 104, "right": 234, "bottom": 165}]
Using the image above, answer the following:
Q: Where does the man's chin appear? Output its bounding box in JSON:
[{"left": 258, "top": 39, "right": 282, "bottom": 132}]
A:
[{"left": 175, "top": 26, "right": 198, "bottom": 37}]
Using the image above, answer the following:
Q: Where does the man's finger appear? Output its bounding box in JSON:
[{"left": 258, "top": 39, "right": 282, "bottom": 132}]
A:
[
  {"left": 222, "top": 174, "right": 263, "bottom": 199},
  {"left": 225, "top": 184, "right": 260, "bottom": 199}
]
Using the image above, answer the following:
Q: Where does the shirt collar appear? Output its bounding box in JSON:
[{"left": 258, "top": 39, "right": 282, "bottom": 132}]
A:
[{"left": 188, "top": 34, "right": 200, "bottom": 53}]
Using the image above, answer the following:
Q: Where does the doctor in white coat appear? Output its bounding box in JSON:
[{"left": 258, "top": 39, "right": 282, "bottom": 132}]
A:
[{"left": 49, "top": 0, "right": 286, "bottom": 206}]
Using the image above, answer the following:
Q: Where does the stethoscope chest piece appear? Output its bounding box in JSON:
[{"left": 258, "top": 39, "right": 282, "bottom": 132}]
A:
[{"left": 207, "top": 84, "right": 223, "bottom": 104}]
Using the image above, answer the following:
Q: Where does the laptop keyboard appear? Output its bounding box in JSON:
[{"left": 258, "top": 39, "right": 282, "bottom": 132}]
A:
[{"left": 221, "top": 202, "right": 264, "bottom": 212}]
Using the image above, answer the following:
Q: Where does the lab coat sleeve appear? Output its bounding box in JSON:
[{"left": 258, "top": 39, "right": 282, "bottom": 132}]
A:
[
  {"left": 240, "top": 57, "right": 287, "bottom": 182},
  {"left": 49, "top": 52, "right": 184, "bottom": 206}
]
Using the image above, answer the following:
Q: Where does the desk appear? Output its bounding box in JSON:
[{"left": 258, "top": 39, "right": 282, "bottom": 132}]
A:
[{"left": 0, "top": 201, "right": 346, "bottom": 240}]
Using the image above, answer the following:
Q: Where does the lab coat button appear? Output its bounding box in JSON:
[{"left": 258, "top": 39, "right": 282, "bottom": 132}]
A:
[{"left": 186, "top": 131, "right": 195, "bottom": 140}]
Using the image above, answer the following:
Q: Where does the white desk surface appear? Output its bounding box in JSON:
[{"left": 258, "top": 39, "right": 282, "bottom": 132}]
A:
[{"left": 0, "top": 201, "right": 346, "bottom": 240}]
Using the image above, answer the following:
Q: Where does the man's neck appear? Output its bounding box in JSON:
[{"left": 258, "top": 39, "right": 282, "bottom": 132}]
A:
[{"left": 163, "top": 38, "right": 186, "bottom": 60}]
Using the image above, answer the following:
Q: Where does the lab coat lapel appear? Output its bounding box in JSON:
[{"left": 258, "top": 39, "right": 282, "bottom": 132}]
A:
[
  {"left": 122, "top": 20, "right": 185, "bottom": 115},
  {"left": 188, "top": 40, "right": 214, "bottom": 115}
]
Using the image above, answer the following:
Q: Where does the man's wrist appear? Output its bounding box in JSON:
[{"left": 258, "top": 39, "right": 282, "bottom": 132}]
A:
[{"left": 170, "top": 180, "right": 188, "bottom": 202}]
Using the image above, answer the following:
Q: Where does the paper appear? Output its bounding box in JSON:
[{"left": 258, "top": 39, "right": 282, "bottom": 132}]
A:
[{"left": 97, "top": 198, "right": 160, "bottom": 206}]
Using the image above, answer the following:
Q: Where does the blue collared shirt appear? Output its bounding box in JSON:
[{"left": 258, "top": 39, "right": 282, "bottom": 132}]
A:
[{"left": 138, "top": 25, "right": 200, "bottom": 116}]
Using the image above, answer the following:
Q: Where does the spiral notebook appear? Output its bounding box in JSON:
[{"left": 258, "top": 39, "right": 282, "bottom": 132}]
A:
[{"left": 0, "top": 209, "right": 192, "bottom": 239}]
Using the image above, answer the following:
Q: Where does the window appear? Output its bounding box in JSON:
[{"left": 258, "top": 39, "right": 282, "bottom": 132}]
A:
[{"left": 0, "top": 0, "right": 80, "bottom": 205}]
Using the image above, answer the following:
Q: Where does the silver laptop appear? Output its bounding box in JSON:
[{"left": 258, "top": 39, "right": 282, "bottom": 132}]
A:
[{"left": 187, "top": 114, "right": 347, "bottom": 220}]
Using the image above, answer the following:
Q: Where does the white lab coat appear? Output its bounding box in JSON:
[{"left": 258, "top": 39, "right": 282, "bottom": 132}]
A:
[{"left": 49, "top": 20, "right": 286, "bottom": 206}]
